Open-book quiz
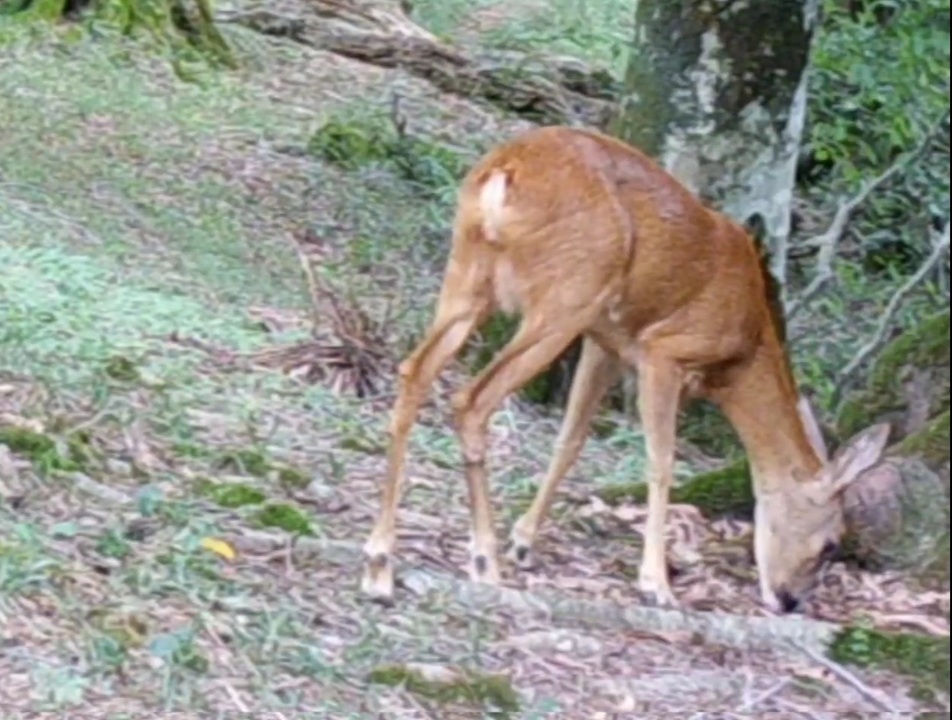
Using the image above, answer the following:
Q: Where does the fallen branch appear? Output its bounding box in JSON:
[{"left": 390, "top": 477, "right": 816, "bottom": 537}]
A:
[
  {"left": 794, "top": 644, "right": 898, "bottom": 713},
  {"left": 835, "top": 221, "right": 950, "bottom": 393},
  {"left": 787, "top": 109, "right": 950, "bottom": 320},
  {"left": 216, "top": 1, "right": 619, "bottom": 127},
  {"left": 225, "top": 529, "right": 841, "bottom": 657}
]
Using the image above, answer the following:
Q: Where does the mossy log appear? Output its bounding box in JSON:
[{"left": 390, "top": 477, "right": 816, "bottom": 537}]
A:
[
  {"left": 217, "top": 0, "right": 619, "bottom": 128},
  {"left": 837, "top": 310, "right": 950, "bottom": 442},
  {"left": 893, "top": 409, "right": 950, "bottom": 479},
  {"left": 597, "top": 460, "right": 754, "bottom": 519}
]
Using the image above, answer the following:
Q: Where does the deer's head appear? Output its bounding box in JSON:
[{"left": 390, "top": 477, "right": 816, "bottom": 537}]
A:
[{"left": 754, "top": 400, "right": 890, "bottom": 613}]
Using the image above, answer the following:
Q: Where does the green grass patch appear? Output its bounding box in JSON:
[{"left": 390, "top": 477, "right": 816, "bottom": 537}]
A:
[
  {"left": 196, "top": 479, "right": 267, "bottom": 509},
  {"left": 830, "top": 625, "right": 950, "bottom": 702},
  {"left": 368, "top": 663, "right": 520, "bottom": 716},
  {"left": 253, "top": 503, "right": 316, "bottom": 536}
]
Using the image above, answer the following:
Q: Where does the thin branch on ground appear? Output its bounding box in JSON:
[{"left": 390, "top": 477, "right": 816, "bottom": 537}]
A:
[
  {"left": 734, "top": 677, "right": 791, "bottom": 712},
  {"left": 794, "top": 644, "right": 898, "bottom": 714},
  {"left": 835, "top": 221, "right": 950, "bottom": 393},
  {"left": 786, "top": 109, "right": 950, "bottom": 320}
]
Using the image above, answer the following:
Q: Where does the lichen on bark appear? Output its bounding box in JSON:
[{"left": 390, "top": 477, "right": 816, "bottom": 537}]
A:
[{"left": 613, "top": 0, "right": 818, "bottom": 285}]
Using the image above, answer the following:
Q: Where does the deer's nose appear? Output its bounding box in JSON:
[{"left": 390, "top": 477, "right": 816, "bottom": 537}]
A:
[{"left": 777, "top": 589, "right": 801, "bottom": 614}]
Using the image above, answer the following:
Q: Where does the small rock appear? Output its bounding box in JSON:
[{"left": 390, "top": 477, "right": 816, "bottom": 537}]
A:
[
  {"left": 105, "top": 458, "right": 133, "bottom": 477},
  {"left": 844, "top": 457, "right": 949, "bottom": 574}
]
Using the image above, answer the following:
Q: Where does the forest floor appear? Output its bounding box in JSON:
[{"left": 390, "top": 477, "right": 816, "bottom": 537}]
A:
[{"left": 0, "top": 7, "right": 948, "bottom": 719}]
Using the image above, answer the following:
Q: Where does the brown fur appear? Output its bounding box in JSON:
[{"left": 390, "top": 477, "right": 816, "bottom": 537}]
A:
[{"left": 360, "top": 126, "right": 890, "bottom": 612}]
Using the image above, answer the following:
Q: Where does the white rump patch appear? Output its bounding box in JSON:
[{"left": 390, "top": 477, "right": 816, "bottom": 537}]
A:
[{"left": 479, "top": 170, "right": 508, "bottom": 243}]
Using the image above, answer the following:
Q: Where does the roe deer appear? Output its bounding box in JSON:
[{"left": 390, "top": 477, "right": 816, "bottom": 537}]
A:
[{"left": 360, "top": 126, "right": 890, "bottom": 613}]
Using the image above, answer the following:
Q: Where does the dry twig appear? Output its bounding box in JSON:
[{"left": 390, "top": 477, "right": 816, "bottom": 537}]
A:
[{"left": 794, "top": 644, "right": 898, "bottom": 714}]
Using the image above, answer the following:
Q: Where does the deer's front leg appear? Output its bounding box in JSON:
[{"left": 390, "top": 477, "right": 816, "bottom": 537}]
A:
[{"left": 634, "top": 357, "right": 682, "bottom": 608}]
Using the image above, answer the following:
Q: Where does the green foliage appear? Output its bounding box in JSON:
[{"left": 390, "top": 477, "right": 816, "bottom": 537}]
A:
[
  {"left": 830, "top": 625, "right": 950, "bottom": 699},
  {"left": 894, "top": 410, "right": 950, "bottom": 469},
  {"left": 810, "top": 1, "right": 949, "bottom": 177},
  {"left": 0, "top": 0, "right": 64, "bottom": 18},
  {"left": 465, "top": 314, "right": 565, "bottom": 405},
  {"left": 410, "top": 0, "right": 631, "bottom": 77},
  {"left": 214, "top": 447, "right": 271, "bottom": 476},
  {"left": 807, "top": 0, "right": 950, "bottom": 267}
]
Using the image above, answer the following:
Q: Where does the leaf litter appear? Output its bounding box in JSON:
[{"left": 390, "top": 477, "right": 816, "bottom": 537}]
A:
[{"left": 0, "top": 19, "right": 947, "bottom": 720}]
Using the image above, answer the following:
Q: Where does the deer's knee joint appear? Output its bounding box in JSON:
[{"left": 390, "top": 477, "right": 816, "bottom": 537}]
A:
[
  {"left": 397, "top": 358, "right": 416, "bottom": 382},
  {"left": 453, "top": 401, "right": 487, "bottom": 466},
  {"left": 450, "top": 388, "right": 471, "bottom": 416}
]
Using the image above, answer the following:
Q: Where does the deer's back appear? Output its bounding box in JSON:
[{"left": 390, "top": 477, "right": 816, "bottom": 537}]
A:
[{"left": 456, "top": 126, "right": 771, "bottom": 368}]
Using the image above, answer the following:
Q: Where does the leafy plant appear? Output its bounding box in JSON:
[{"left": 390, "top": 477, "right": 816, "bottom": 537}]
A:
[{"left": 806, "top": 0, "right": 950, "bottom": 269}]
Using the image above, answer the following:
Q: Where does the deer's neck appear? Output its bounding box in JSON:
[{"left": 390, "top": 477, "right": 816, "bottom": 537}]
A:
[{"left": 716, "top": 334, "right": 823, "bottom": 495}]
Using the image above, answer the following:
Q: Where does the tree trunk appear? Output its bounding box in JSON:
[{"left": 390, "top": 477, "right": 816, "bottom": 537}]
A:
[
  {"left": 541, "top": 1, "right": 820, "bottom": 414},
  {"left": 611, "top": 0, "right": 819, "bottom": 289}
]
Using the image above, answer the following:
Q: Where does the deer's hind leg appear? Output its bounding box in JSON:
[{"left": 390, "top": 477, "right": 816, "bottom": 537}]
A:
[
  {"left": 507, "top": 336, "right": 620, "bottom": 569},
  {"left": 361, "top": 291, "right": 490, "bottom": 602},
  {"left": 451, "top": 311, "right": 595, "bottom": 585}
]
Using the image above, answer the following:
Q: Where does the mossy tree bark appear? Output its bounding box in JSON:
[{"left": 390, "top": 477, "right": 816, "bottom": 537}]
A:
[
  {"left": 611, "top": 0, "right": 818, "bottom": 289},
  {"left": 557, "top": 0, "right": 819, "bottom": 453},
  {"left": 533, "top": 1, "right": 822, "bottom": 412}
]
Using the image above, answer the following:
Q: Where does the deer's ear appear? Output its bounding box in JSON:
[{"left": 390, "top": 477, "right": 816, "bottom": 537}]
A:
[
  {"left": 797, "top": 396, "right": 829, "bottom": 463},
  {"left": 824, "top": 423, "right": 891, "bottom": 496}
]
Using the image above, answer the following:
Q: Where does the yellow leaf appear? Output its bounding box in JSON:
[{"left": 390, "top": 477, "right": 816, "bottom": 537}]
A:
[{"left": 200, "top": 537, "right": 236, "bottom": 561}]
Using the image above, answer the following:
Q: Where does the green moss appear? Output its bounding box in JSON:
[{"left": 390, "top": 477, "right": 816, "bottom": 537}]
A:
[
  {"left": 829, "top": 626, "right": 950, "bottom": 700},
  {"left": 253, "top": 503, "right": 315, "bottom": 536},
  {"left": 276, "top": 465, "right": 311, "bottom": 490},
  {"left": 172, "top": 441, "right": 214, "bottom": 460},
  {"left": 340, "top": 434, "right": 386, "bottom": 455},
  {"left": 103, "top": 355, "right": 141, "bottom": 383},
  {"left": 368, "top": 664, "right": 520, "bottom": 715},
  {"left": 893, "top": 410, "right": 950, "bottom": 469},
  {"left": 0, "top": 426, "right": 56, "bottom": 457},
  {"left": 0, "top": 426, "right": 82, "bottom": 475},
  {"left": 838, "top": 311, "right": 950, "bottom": 438},
  {"left": 597, "top": 460, "right": 754, "bottom": 518},
  {"left": 214, "top": 448, "right": 270, "bottom": 477},
  {"left": 197, "top": 480, "right": 266, "bottom": 509}
]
